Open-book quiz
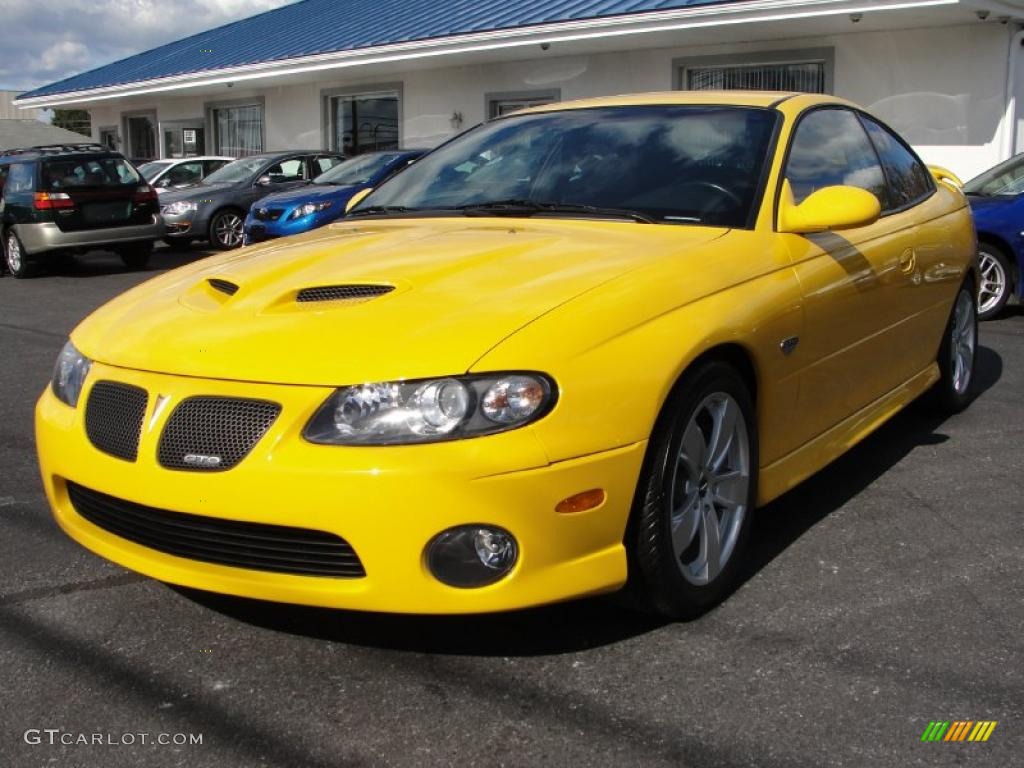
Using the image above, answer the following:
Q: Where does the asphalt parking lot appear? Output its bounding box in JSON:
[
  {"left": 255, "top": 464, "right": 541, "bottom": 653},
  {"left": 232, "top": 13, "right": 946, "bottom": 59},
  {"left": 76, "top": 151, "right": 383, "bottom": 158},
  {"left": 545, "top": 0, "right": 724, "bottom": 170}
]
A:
[{"left": 0, "top": 246, "right": 1021, "bottom": 768}]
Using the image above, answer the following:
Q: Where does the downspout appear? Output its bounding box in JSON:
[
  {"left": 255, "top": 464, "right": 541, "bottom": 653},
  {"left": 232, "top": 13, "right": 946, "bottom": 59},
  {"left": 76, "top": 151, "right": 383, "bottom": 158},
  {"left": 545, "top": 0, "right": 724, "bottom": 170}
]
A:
[{"left": 1002, "top": 25, "right": 1024, "bottom": 159}]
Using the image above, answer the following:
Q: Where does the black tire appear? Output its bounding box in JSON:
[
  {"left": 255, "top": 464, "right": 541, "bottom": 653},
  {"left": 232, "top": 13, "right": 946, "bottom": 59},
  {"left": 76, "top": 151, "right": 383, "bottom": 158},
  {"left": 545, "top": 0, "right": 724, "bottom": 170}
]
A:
[
  {"left": 977, "top": 243, "right": 1013, "bottom": 321},
  {"left": 625, "top": 360, "right": 758, "bottom": 619},
  {"left": 4, "top": 229, "right": 35, "bottom": 279},
  {"left": 163, "top": 237, "right": 192, "bottom": 251},
  {"left": 118, "top": 242, "right": 153, "bottom": 271},
  {"left": 931, "top": 282, "right": 978, "bottom": 413},
  {"left": 208, "top": 209, "right": 245, "bottom": 250}
]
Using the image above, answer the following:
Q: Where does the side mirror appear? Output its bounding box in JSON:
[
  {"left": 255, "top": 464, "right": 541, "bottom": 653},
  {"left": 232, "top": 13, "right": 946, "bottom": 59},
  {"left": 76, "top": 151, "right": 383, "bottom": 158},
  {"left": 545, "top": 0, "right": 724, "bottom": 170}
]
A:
[
  {"left": 256, "top": 175, "right": 272, "bottom": 186},
  {"left": 345, "top": 187, "right": 373, "bottom": 214},
  {"left": 778, "top": 181, "right": 881, "bottom": 234}
]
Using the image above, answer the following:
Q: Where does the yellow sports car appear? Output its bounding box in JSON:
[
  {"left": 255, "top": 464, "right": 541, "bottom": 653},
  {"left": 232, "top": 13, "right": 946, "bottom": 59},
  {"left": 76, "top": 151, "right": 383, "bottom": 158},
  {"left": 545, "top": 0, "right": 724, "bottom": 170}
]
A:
[{"left": 36, "top": 92, "right": 978, "bottom": 618}]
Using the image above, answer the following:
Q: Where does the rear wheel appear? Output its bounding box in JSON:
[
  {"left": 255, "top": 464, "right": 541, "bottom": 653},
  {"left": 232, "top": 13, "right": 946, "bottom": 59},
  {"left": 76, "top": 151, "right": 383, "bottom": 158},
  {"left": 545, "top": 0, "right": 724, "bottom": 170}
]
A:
[
  {"left": 4, "top": 230, "right": 35, "bottom": 279},
  {"left": 626, "top": 361, "right": 757, "bottom": 619},
  {"left": 209, "top": 209, "right": 244, "bottom": 250},
  {"left": 931, "top": 283, "right": 977, "bottom": 413},
  {"left": 118, "top": 242, "right": 153, "bottom": 270},
  {"left": 977, "top": 244, "right": 1012, "bottom": 320}
]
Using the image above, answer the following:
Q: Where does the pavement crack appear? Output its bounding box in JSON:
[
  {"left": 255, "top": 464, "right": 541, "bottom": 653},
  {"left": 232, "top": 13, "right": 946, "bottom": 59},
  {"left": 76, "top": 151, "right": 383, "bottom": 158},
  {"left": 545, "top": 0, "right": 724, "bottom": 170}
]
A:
[{"left": 0, "top": 572, "right": 146, "bottom": 606}]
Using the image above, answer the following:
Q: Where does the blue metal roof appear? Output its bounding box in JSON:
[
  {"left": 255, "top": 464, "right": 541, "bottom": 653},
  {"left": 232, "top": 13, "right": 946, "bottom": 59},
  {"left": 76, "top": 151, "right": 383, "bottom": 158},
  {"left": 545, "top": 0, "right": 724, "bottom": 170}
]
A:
[{"left": 21, "top": 0, "right": 738, "bottom": 100}]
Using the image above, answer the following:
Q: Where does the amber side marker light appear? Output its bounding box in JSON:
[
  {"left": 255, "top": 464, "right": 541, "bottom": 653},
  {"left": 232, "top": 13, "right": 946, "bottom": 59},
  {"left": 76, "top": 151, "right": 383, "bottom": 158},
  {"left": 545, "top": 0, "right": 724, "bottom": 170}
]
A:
[{"left": 556, "top": 489, "right": 606, "bottom": 514}]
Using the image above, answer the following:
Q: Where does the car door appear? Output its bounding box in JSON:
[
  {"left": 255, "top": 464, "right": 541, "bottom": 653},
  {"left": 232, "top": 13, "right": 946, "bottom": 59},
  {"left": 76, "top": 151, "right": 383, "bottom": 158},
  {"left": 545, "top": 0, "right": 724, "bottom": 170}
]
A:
[
  {"left": 858, "top": 114, "right": 957, "bottom": 373},
  {"left": 780, "top": 106, "right": 920, "bottom": 447}
]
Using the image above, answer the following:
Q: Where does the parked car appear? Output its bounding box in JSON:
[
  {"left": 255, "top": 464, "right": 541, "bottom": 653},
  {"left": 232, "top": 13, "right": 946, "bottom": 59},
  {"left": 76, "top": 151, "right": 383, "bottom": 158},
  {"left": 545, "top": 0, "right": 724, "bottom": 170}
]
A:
[
  {"left": 963, "top": 153, "right": 1024, "bottom": 319},
  {"left": 160, "top": 151, "right": 344, "bottom": 250},
  {"left": 137, "top": 156, "right": 233, "bottom": 195},
  {"left": 243, "top": 149, "right": 425, "bottom": 245},
  {"left": 37, "top": 93, "right": 978, "bottom": 619},
  {"left": 0, "top": 143, "right": 163, "bottom": 278}
]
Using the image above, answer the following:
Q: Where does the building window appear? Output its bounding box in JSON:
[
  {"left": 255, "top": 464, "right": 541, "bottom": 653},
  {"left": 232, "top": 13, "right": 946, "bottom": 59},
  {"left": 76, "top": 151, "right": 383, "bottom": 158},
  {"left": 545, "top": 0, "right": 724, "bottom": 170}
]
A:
[
  {"left": 678, "top": 49, "right": 833, "bottom": 95},
  {"left": 124, "top": 114, "right": 157, "bottom": 161},
  {"left": 213, "top": 104, "right": 264, "bottom": 156},
  {"left": 329, "top": 90, "right": 399, "bottom": 156},
  {"left": 487, "top": 90, "right": 561, "bottom": 119}
]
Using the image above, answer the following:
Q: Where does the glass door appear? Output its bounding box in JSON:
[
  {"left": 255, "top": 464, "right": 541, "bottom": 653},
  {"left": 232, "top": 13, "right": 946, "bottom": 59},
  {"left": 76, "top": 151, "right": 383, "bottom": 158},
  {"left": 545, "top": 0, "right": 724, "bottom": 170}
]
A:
[
  {"left": 163, "top": 123, "right": 205, "bottom": 158},
  {"left": 330, "top": 91, "right": 399, "bottom": 155},
  {"left": 124, "top": 115, "right": 157, "bottom": 162}
]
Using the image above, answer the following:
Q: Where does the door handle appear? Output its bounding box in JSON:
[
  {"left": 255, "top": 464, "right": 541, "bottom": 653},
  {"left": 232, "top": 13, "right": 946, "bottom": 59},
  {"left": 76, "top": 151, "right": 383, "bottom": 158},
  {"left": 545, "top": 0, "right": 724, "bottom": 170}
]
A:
[{"left": 899, "top": 248, "right": 916, "bottom": 274}]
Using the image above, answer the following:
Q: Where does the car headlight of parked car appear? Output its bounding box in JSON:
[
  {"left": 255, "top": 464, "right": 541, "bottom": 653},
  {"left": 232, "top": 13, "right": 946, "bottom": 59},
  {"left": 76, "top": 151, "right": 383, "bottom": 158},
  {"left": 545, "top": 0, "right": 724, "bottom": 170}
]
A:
[
  {"left": 51, "top": 341, "right": 92, "bottom": 408},
  {"left": 289, "top": 201, "right": 333, "bottom": 220},
  {"left": 161, "top": 200, "right": 198, "bottom": 216},
  {"left": 303, "top": 373, "right": 555, "bottom": 445}
]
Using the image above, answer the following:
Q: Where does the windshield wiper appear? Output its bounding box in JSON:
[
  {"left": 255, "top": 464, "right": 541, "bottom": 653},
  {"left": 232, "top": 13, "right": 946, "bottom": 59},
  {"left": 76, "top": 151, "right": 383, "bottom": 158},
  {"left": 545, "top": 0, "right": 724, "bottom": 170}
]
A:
[
  {"left": 455, "top": 199, "right": 656, "bottom": 224},
  {"left": 348, "top": 205, "right": 413, "bottom": 217}
]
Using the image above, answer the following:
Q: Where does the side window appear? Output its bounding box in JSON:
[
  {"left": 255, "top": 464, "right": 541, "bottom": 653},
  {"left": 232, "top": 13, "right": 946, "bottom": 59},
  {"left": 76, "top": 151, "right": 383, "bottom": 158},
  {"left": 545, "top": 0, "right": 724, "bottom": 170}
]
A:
[
  {"left": 166, "top": 161, "right": 203, "bottom": 186},
  {"left": 6, "top": 163, "right": 35, "bottom": 195},
  {"left": 265, "top": 158, "right": 305, "bottom": 182},
  {"left": 204, "top": 159, "right": 228, "bottom": 176},
  {"left": 784, "top": 108, "right": 887, "bottom": 208},
  {"left": 0, "top": 165, "right": 8, "bottom": 197},
  {"left": 859, "top": 115, "right": 934, "bottom": 210},
  {"left": 314, "top": 155, "right": 341, "bottom": 176}
]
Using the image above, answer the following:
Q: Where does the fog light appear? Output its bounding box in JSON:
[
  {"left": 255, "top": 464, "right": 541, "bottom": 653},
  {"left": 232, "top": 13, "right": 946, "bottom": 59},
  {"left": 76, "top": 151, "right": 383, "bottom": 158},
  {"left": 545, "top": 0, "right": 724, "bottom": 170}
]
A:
[{"left": 427, "top": 525, "right": 518, "bottom": 588}]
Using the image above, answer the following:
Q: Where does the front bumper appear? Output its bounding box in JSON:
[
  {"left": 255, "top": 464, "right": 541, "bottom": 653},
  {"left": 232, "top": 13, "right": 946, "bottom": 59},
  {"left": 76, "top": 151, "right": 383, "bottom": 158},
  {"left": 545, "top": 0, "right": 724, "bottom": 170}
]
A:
[
  {"left": 243, "top": 212, "right": 332, "bottom": 244},
  {"left": 36, "top": 362, "right": 644, "bottom": 614},
  {"left": 16, "top": 218, "right": 165, "bottom": 255},
  {"left": 161, "top": 212, "right": 208, "bottom": 239}
]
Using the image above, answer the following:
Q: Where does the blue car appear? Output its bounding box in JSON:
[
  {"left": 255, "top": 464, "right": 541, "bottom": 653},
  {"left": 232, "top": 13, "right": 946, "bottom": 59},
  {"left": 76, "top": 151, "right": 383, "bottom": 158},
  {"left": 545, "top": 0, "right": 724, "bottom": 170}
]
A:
[
  {"left": 965, "top": 154, "right": 1024, "bottom": 319},
  {"left": 243, "top": 149, "right": 425, "bottom": 244}
]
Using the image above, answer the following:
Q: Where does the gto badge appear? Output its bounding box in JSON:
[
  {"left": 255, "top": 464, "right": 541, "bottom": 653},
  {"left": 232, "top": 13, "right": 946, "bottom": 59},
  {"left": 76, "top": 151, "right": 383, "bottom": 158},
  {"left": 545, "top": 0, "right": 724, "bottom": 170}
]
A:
[{"left": 183, "top": 453, "right": 222, "bottom": 468}]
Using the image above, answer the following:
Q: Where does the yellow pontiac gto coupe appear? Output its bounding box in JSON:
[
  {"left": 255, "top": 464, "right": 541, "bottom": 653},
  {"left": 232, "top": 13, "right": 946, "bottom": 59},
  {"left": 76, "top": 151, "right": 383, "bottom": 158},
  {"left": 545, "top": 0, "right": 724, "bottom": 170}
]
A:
[{"left": 36, "top": 92, "right": 978, "bottom": 618}]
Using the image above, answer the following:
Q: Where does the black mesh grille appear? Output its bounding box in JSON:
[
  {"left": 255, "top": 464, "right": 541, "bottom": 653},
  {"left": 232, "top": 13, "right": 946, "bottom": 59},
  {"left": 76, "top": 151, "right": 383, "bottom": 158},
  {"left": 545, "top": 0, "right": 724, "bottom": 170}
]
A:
[
  {"left": 296, "top": 284, "right": 394, "bottom": 303},
  {"left": 158, "top": 397, "right": 281, "bottom": 471},
  {"left": 67, "top": 482, "right": 366, "bottom": 578},
  {"left": 84, "top": 381, "right": 148, "bottom": 462},
  {"left": 208, "top": 278, "right": 239, "bottom": 296}
]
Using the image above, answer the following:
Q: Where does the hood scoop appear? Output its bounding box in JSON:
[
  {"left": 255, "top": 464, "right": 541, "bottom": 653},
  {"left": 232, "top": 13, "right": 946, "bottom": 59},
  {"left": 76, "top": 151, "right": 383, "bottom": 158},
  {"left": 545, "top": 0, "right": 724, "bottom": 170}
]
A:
[
  {"left": 208, "top": 278, "right": 239, "bottom": 297},
  {"left": 296, "top": 284, "right": 394, "bottom": 303}
]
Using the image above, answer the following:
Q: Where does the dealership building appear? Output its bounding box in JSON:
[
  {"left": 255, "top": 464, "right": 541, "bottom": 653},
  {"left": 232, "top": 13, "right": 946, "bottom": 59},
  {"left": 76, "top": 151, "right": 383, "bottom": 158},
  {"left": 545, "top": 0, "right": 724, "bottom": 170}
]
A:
[{"left": 14, "top": 0, "right": 1024, "bottom": 180}]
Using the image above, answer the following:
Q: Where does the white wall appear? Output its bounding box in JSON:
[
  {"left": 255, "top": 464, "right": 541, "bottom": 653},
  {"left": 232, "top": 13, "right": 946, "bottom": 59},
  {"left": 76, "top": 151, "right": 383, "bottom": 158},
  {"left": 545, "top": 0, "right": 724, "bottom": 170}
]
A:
[{"left": 88, "top": 22, "right": 1013, "bottom": 180}]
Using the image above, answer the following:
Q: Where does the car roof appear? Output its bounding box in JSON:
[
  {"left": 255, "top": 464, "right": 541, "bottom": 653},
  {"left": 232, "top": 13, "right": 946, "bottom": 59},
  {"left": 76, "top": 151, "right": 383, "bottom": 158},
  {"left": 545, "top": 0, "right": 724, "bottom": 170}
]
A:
[
  {"left": 0, "top": 143, "right": 123, "bottom": 162},
  {"left": 517, "top": 90, "right": 854, "bottom": 115}
]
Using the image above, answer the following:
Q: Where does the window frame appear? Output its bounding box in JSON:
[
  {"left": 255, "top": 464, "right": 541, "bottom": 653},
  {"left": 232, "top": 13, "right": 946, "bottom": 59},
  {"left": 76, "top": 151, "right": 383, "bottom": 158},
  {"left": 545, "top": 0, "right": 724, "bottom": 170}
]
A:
[
  {"left": 675, "top": 48, "right": 835, "bottom": 95},
  {"left": 774, "top": 104, "right": 936, "bottom": 231},
  {"left": 204, "top": 97, "right": 266, "bottom": 158},
  {"left": 320, "top": 83, "right": 403, "bottom": 156},
  {"left": 485, "top": 89, "right": 561, "bottom": 119}
]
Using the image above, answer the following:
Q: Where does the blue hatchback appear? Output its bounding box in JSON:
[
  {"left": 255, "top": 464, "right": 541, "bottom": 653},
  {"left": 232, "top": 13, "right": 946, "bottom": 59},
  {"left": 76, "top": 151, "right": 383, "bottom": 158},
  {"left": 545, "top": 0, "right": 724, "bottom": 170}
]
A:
[
  {"left": 243, "top": 149, "right": 425, "bottom": 244},
  {"left": 965, "top": 154, "right": 1024, "bottom": 319}
]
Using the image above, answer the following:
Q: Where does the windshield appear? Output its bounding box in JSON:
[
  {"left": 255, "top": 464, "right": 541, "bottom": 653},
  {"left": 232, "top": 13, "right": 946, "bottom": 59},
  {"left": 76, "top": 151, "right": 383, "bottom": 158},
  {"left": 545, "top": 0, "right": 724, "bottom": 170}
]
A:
[
  {"left": 42, "top": 156, "right": 141, "bottom": 189},
  {"left": 964, "top": 153, "right": 1024, "bottom": 196},
  {"left": 203, "top": 156, "right": 268, "bottom": 184},
  {"left": 314, "top": 153, "right": 401, "bottom": 185},
  {"left": 357, "top": 106, "right": 779, "bottom": 227},
  {"left": 138, "top": 161, "right": 172, "bottom": 182}
]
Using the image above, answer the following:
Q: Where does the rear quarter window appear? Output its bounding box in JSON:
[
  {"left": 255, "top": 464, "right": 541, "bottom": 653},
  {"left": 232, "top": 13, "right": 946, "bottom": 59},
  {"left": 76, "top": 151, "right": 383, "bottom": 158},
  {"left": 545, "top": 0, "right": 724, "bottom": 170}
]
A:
[
  {"left": 859, "top": 115, "right": 934, "bottom": 210},
  {"left": 5, "top": 163, "right": 35, "bottom": 194}
]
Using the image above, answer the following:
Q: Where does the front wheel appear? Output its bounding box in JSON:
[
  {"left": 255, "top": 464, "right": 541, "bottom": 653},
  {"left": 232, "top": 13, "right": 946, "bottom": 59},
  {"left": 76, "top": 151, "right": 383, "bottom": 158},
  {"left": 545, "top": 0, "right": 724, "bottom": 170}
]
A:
[
  {"left": 977, "top": 245, "right": 1012, "bottom": 320},
  {"left": 208, "top": 210, "right": 244, "bottom": 250},
  {"left": 931, "top": 283, "right": 977, "bottom": 413},
  {"left": 4, "top": 230, "right": 35, "bottom": 279},
  {"left": 626, "top": 361, "right": 758, "bottom": 619}
]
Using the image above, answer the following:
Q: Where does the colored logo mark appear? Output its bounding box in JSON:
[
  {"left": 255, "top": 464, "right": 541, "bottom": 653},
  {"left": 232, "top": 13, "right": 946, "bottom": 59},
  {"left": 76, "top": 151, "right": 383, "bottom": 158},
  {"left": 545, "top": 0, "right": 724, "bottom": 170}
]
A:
[{"left": 921, "top": 721, "right": 997, "bottom": 742}]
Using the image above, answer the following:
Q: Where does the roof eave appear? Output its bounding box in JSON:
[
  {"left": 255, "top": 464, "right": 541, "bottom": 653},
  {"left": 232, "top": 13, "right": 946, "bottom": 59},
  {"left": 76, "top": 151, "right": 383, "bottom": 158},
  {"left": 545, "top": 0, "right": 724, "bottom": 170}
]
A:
[{"left": 14, "top": 0, "right": 963, "bottom": 108}]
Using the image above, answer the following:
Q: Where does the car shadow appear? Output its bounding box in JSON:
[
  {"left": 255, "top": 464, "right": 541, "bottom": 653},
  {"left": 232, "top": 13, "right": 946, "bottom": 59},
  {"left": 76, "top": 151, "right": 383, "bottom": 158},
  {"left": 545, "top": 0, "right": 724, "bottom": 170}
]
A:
[
  {"left": 173, "top": 346, "right": 1003, "bottom": 657},
  {"left": 32, "top": 246, "right": 214, "bottom": 279}
]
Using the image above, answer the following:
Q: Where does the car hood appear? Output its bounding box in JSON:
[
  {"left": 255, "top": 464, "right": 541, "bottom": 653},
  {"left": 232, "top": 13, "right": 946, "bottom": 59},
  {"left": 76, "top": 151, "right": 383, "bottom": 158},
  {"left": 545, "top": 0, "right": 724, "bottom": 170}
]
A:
[
  {"left": 72, "top": 217, "right": 727, "bottom": 385},
  {"left": 160, "top": 181, "right": 238, "bottom": 202},
  {"left": 255, "top": 184, "right": 352, "bottom": 207}
]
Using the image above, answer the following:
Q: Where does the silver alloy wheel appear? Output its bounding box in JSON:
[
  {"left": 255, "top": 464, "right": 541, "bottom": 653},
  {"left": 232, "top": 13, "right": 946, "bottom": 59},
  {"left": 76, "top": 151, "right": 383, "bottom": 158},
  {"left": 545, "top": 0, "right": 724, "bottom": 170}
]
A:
[
  {"left": 5, "top": 233, "right": 22, "bottom": 274},
  {"left": 214, "top": 213, "right": 244, "bottom": 248},
  {"left": 668, "top": 392, "right": 750, "bottom": 586},
  {"left": 951, "top": 289, "right": 976, "bottom": 395},
  {"left": 978, "top": 250, "right": 1007, "bottom": 316}
]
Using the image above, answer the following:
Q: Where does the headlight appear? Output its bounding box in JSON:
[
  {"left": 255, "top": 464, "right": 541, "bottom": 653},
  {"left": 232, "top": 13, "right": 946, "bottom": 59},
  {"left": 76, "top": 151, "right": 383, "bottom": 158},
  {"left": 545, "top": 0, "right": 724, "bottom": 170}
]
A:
[
  {"left": 288, "top": 200, "right": 333, "bottom": 220},
  {"left": 304, "top": 373, "right": 555, "bottom": 445},
  {"left": 51, "top": 341, "right": 92, "bottom": 408},
  {"left": 161, "top": 200, "right": 198, "bottom": 216}
]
